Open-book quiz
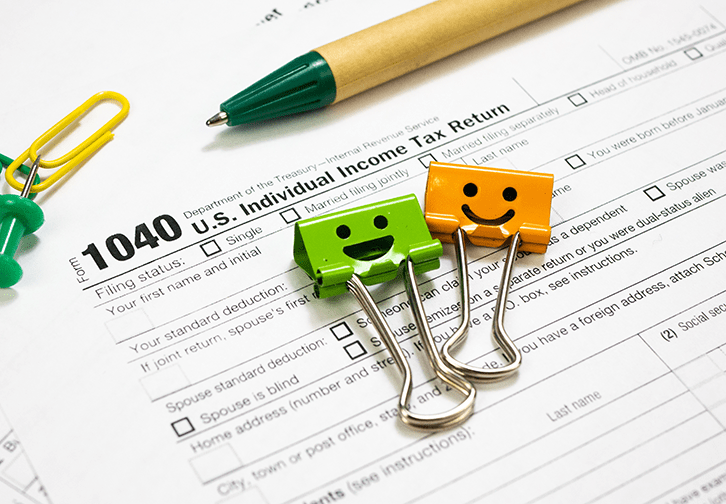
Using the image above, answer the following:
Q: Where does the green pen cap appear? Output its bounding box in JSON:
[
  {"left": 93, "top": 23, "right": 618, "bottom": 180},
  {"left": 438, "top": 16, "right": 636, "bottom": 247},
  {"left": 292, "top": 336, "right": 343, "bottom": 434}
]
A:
[{"left": 220, "top": 51, "right": 337, "bottom": 126}]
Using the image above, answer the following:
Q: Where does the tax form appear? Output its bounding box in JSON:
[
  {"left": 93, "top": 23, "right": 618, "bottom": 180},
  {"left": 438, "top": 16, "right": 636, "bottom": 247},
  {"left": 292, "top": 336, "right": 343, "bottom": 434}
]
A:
[{"left": 1, "top": 0, "right": 726, "bottom": 502}]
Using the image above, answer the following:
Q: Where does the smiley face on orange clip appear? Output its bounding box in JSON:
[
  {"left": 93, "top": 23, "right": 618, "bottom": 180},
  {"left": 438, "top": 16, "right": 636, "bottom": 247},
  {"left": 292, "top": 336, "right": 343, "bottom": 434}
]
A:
[{"left": 424, "top": 162, "right": 554, "bottom": 253}]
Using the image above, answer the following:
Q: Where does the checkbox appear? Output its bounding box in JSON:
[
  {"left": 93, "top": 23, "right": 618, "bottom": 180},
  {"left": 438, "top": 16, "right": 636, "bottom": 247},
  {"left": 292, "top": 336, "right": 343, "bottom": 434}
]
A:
[
  {"left": 343, "top": 341, "right": 367, "bottom": 360},
  {"left": 419, "top": 154, "right": 436, "bottom": 168},
  {"left": 565, "top": 154, "right": 586, "bottom": 169},
  {"left": 568, "top": 93, "right": 587, "bottom": 107},
  {"left": 105, "top": 308, "right": 154, "bottom": 343},
  {"left": 172, "top": 417, "right": 195, "bottom": 437},
  {"left": 643, "top": 185, "right": 665, "bottom": 201},
  {"left": 201, "top": 239, "right": 221, "bottom": 256},
  {"left": 684, "top": 48, "right": 702, "bottom": 60},
  {"left": 140, "top": 365, "right": 190, "bottom": 400},
  {"left": 280, "top": 208, "right": 301, "bottom": 224},
  {"left": 330, "top": 321, "right": 353, "bottom": 340},
  {"left": 190, "top": 444, "right": 242, "bottom": 483}
]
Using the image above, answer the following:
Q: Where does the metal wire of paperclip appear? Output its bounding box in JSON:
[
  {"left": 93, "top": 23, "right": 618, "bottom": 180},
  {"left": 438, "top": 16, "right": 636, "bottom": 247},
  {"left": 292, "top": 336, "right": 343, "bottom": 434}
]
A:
[
  {"left": 4, "top": 91, "right": 130, "bottom": 193},
  {"left": 438, "top": 228, "right": 523, "bottom": 381}
]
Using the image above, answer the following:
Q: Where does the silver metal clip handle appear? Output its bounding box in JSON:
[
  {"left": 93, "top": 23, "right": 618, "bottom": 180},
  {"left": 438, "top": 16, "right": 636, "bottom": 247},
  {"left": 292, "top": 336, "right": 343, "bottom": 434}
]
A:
[
  {"left": 441, "top": 228, "right": 523, "bottom": 381},
  {"left": 347, "top": 262, "right": 476, "bottom": 431}
]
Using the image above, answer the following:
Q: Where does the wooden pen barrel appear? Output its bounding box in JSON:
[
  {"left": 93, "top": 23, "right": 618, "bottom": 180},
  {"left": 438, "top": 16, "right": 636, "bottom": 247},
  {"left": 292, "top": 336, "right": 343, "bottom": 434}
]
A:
[{"left": 315, "top": 0, "right": 585, "bottom": 103}]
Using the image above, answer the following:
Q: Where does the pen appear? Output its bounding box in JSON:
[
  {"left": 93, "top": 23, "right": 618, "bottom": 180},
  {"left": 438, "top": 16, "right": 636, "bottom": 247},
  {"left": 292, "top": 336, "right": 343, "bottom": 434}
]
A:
[{"left": 207, "top": 0, "right": 585, "bottom": 127}]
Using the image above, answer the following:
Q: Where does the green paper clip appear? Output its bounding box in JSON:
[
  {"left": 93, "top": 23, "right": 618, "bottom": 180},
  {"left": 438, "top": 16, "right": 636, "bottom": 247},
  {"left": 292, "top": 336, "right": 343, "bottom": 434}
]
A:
[{"left": 293, "top": 194, "right": 475, "bottom": 430}]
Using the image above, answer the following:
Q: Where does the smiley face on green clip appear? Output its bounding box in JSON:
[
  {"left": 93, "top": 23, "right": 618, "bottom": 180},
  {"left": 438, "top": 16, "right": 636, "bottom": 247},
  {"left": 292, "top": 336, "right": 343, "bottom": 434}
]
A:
[{"left": 293, "top": 194, "right": 442, "bottom": 298}]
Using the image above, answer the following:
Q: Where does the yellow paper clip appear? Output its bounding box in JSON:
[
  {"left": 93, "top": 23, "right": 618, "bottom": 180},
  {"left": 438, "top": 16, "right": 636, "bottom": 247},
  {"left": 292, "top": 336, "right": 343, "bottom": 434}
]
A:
[
  {"left": 424, "top": 162, "right": 554, "bottom": 382},
  {"left": 4, "top": 91, "right": 130, "bottom": 192}
]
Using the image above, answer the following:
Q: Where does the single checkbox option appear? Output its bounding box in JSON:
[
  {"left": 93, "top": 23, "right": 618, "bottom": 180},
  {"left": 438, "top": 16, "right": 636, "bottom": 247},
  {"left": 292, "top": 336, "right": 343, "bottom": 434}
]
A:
[
  {"left": 565, "top": 154, "right": 586, "bottom": 169},
  {"left": 419, "top": 154, "right": 436, "bottom": 168},
  {"left": 280, "top": 208, "right": 301, "bottom": 224},
  {"left": 330, "top": 321, "right": 353, "bottom": 340},
  {"left": 684, "top": 47, "right": 702, "bottom": 60},
  {"left": 172, "top": 417, "right": 195, "bottom": 437},
  {"left": 643, "top": 185, "right": 665, "bottom": 201},
  {"left": 344, "top": 341, "right": 367, "bottom": 360},
  {"left": 200, "top": 239, "right": 221, "bottom": 257},
  {"left": 568, "top": 93, "right": 587, "bottom": 107}
]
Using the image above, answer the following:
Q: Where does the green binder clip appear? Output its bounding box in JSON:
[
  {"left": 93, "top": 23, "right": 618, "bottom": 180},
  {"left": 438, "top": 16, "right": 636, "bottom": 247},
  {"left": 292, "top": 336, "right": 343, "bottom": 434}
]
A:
[{"left": 294, "top": 194, "right": 475, "bottom": 430}]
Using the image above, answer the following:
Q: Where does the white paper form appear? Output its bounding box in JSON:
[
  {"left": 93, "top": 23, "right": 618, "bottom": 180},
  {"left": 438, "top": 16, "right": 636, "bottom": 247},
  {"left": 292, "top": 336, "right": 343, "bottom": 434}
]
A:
[
  {"left": 0, "top": 408, "right": 48, "bottom": 504},
  {"left": 1, "top": 0, "right": 726, "bottom": 503}
]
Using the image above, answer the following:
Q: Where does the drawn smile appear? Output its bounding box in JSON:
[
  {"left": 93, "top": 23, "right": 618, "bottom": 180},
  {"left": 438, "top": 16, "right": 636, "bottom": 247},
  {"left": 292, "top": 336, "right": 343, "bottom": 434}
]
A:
[
  {"left": 461, "top": 205, "right": 515, "bottom": 226},
  {"left": 343, "top": 236, "right": 394, "bottom": 261}
]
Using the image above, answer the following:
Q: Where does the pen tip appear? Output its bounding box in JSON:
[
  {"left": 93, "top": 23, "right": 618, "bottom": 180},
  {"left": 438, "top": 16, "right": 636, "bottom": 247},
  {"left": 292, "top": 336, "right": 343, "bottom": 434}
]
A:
[{"left": 206, "top": 111, "right": 229, "bottom": 127}]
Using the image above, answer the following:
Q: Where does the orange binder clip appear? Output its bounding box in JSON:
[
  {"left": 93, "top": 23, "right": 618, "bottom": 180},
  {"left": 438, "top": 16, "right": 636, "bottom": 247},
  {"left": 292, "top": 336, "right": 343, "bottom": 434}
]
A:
[{"left": 423, "top": 162, "right": 554, "bottom": 381}]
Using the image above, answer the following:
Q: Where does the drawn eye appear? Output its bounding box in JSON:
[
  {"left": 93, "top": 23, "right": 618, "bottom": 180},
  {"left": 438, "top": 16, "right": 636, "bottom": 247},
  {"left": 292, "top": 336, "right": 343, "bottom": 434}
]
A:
[
  {"left": 336, "top": 225, "right": 351, "bottom": 239},
  {"left": 463, "top": 183, "right": 478, "bottom": 197},
  {"left": 374, "top": 215, "right": 388, "bottom": 229},
  {"left": 503, "top": 187, "right": 517, "bottom": 201}
]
